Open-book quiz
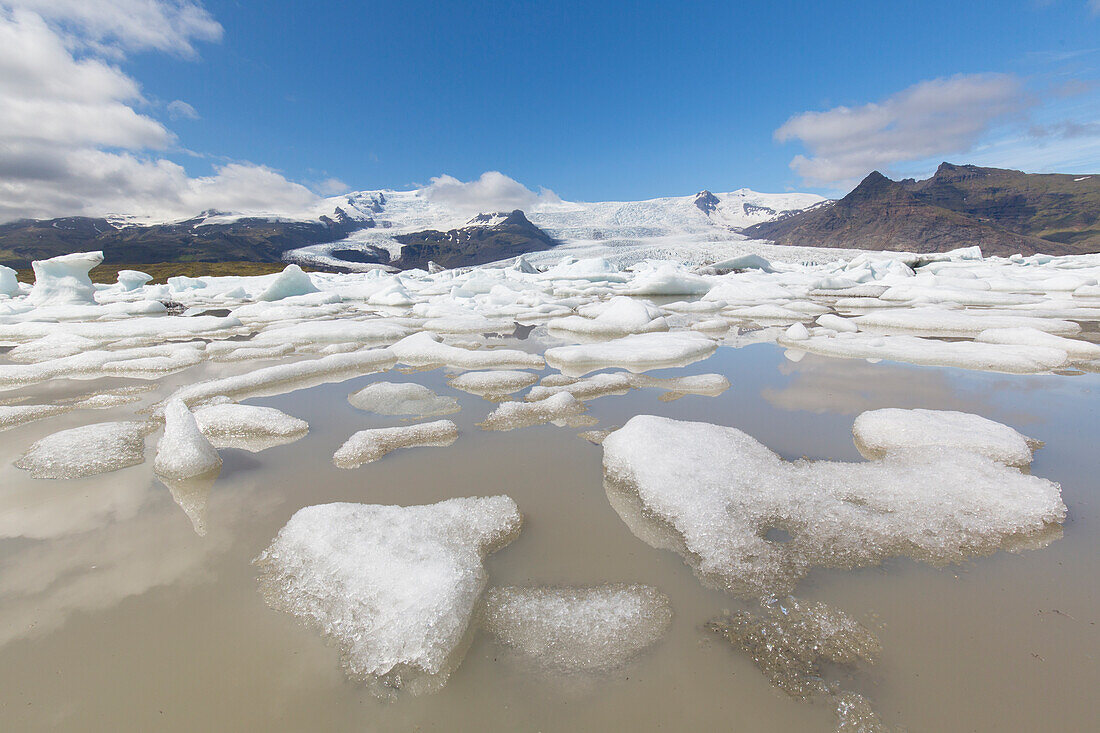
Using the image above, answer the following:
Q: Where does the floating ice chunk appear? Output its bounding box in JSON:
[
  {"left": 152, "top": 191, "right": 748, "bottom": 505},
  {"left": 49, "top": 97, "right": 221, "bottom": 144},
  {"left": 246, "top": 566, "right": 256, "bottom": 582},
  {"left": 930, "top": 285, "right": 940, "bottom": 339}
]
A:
[
  {"left": 852, "top": 308, "right": 1080, "bottom": 337},
  {"left": 624, "top": 263, "right": 712, "bottom": 296},
  {"left": 479, "top": 392, "right": 591, "bottom": 431},
  {"left": 603, "top": 415, "right": 1065, "bottom": 596},
  {"left": 706, "top": 597, "right": 880, "bottom": 698},
  {"left": 250, "top": 320, "right": 411, "bottom": 347},
  {"left": 975, "top": 327, "right": 1100, "bottom": 361},
  {"left": 0, "top": 265, "right": 19, "bottom": 297},
  {"left": 816, "top": 314, "right": 858, "bottom": 333},
  {"left": 526, "top": 373, "right": 633, "bottom": 402},
  {"left": 701, "top": 253, "right": 774, "bottom": 274},
  {"left": 254, "top": 496, "right": 522, "bottom": 693},
  {"left": 15, "top": 421, "right": 150, "bottom": 479},
  {"left": 545, "top": 331, "right": 716, "bottom": 376},
  {"left": 481, "top": 585, "right": 672, "bottom": 671},
  {"left": 155, "top": 400, "right": 222, "bottom": 479},
  {"left": 1, "top": 404, "right": 70, "bottom": 432},
  {"left": 334, "top": 419, "right": 458, "bottom": 468},
  {"left": 784, "top": 322, "right": 810, "bottom": 341},
  {"left": 780, "top": 331, "right": 1068, "bottom": 374},
  {"left": 6, "top": 333, "right": 98, "bottom": 363},
  {"left": 542, "top": 257, "right": 628, "bottom": 283},
  {"left": 348, "top": 382, "right": 460, "bottom": 417},
  {"left": 101, "top": 343, "right": 206, "bottom": 378},
  {"left": 193, "top": 403, "right": 308, "bottom": 452},
  {"left": 548, "top": 296, "right": 668, "bottom": 337},
  {"left": 204, "top": 341, "right": 295, "bottom": 362},
  {"left": 447, "top": 370, "right": 539, "bottom": 400},
  {"left": 526, "top": 372, "right": 729, "bottom": 403},
  {"left": 27, "top": 251, "right": 102, "bottom": 306},
  {"left": 852, "top": 408, "right": 1039, "bottom": 467},
  {"left": 0, "top": 314, "right": 244, "bottom": 344},
  {"left": 258, "top": 265, "right": 320, "bottom": 301},
  {"left": 167, "top": 275, "right": 206, "bottom": 291},
  {"left": 116, "top": 270, "right": 152, "bottom": 291},
  {"left": 391, "top": 332, "right": 544, "bottom": 370},
  {"left": 162, "top": 348, "right": 396, "bottom": 409}
]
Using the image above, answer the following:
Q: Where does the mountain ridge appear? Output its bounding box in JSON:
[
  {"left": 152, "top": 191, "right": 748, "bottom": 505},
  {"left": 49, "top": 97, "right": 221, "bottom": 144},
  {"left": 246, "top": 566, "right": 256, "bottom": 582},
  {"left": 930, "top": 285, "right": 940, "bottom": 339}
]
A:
[{"left": 743, "top": 163, "right": 1100, "bottom": 256}]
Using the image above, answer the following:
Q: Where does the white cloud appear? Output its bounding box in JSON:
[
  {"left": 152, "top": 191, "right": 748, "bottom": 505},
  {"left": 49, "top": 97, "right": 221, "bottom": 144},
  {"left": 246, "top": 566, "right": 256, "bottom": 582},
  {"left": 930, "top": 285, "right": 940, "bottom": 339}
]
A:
[
  {"left": 420, "top": 171, "right": 560, "bottom": 214},
  {"left": 5, "top": 0, "right": 222, "bottom": 55},
  {"left": 167, "top": 99, "right": 198, "bottom": 120},
  {"left": 0, "top": 5, "right": 319, "bottom": 223},
  {"left": 775, "top": 74, "right": 1031, "bottom": 187},
  {"left": 314, "top": 177, "right": 349, "bottom": 195}
]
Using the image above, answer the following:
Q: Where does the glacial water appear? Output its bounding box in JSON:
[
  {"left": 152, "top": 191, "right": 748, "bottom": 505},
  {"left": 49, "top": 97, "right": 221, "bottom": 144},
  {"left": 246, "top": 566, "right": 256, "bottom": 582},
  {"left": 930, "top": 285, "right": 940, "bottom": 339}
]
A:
[{"left": 0, "top": 339, "right": 1096, "bottom": 732}]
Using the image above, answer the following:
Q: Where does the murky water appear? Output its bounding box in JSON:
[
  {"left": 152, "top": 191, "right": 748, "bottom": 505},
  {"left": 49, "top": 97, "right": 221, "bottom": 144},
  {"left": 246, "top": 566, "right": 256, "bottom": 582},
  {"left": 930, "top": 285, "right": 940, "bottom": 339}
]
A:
[{"left": 1, "top": 341, "right": 1096, "bottom": 731}]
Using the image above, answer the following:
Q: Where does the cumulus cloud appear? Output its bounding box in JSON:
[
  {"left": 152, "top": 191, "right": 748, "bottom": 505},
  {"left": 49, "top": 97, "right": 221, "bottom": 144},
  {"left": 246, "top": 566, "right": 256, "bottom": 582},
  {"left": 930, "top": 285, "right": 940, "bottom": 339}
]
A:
[
  {"left": 775, "top": 74, "right": 1031, "bottom": 187},
  {"left": 6, "top": 0, "right": 222, "bottom": 56},
  {"left": 419, "top": 171, "right": 560, "bottom": 214},
  {"left": 0, "top": 4, "right": 319, "bottom": 223},
  {"left": 166, "top": 99, "right": 198, "bottom": 120}
]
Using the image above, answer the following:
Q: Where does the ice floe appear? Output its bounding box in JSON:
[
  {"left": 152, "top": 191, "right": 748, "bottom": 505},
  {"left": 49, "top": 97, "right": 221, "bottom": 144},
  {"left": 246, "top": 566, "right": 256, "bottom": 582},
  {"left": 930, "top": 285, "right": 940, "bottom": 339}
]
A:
[
  {"left": 481, "top": 584, "right": 672, "bottom": 671},
  {"left": 547, "top": 296, "right": 668, "bottom": 338},
  {"left": 255, "top": 497, "right": 522, "bottom": 693},
  {"left": 333, "top": 419, "right": 458, "bottom": 468},
  {"left": 603, "top": 414, "right": 1065, "bottom": 596},
  {"left": 392, "top": 332, "right": 544, "bottom": 370},
  {"left": 545, "top": 331, "right": 716, "bottom": 376},
  {"left": 447, "top": 370, "right": 539, "bottom": 400},
  {"left": 15, "top": 421, "right": 152, "bottom": 479},
  {"left": 479, "top": 392, "right": 592, "bottom": 431},
  {"left": 852, "top": 408, "right": 1039, "bottom": 467},
  {"left": 192, "top": 403, "right": 308, "bottom": 452},
  {"left": 348, "top": 382, "right": 460, "bottom": 417}
]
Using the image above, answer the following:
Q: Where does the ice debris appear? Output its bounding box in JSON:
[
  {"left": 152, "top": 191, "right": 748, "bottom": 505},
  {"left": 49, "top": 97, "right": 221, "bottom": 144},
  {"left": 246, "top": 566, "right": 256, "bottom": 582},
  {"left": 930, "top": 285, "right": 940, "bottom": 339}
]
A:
[
  {"left": 333, "top": 419, "right": 458, "bottom": 468},
  {"left": 481, "top": 585, "right": 672, "bottom": 671},
  {"left": 255, "top": 497, "right": 523, "bottom": 693},
  {"left": 603, "top": 414, "right": 1066, "bottom": 596},
  {"left": 392, "top": 332, "right": 544, "bottom": 370},
  {"left": 706, "top": 597, "right": 880, "bottom": 698},
  {"left": 547, "top": 296, "right": 668, "bottom": 337}
]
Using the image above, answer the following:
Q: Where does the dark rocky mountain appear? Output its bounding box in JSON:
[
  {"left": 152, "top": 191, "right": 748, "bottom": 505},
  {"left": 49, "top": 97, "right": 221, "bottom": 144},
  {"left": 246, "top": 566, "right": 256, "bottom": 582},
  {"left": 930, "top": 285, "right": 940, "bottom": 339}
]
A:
[
  {"left": 0, "top": 210, "right": 373, "bottom": 268},
  {"left": 370, "top": 210, "right": 557, "bottom": 270},
  {"left": 742, "top": 164, "right": 1100, "bottom": 256}
]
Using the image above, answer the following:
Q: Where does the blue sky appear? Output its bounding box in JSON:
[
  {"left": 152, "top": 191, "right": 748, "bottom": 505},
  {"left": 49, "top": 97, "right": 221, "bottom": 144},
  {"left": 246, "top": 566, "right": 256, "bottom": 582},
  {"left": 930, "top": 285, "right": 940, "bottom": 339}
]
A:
[{"left": 2, "top": 0, "right": 1100, "bottom": 220}]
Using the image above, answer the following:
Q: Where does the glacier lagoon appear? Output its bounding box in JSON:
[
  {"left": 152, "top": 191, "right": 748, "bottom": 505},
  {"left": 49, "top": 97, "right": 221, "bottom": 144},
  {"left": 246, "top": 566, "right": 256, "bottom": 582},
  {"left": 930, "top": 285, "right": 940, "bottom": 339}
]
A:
[{"left": 0, "top": 249, "right": 1098, "bottom": 731}]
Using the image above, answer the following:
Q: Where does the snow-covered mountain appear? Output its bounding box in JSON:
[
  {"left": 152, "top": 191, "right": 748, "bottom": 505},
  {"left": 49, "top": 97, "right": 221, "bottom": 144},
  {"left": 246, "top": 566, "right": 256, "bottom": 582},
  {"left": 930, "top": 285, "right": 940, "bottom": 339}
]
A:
[{"left": 287, "top": 187, "right": 826, "bottom": 270}]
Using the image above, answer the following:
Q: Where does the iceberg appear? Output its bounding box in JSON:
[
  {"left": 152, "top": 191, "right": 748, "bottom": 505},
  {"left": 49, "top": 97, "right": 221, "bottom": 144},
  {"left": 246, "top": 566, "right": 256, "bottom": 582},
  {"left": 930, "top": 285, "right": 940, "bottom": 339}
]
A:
[
  {"left": 27, "top": 251, "right": 103, "bottom": 306},
  {"left": 333, "top": 420, "right": 458, "bottom": 468},
  {"left": 154, "top": 400, "right": 222, "bottom": 479},
  {"left": 15, "top": 421, "right": 151, "bottom": 479}
]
